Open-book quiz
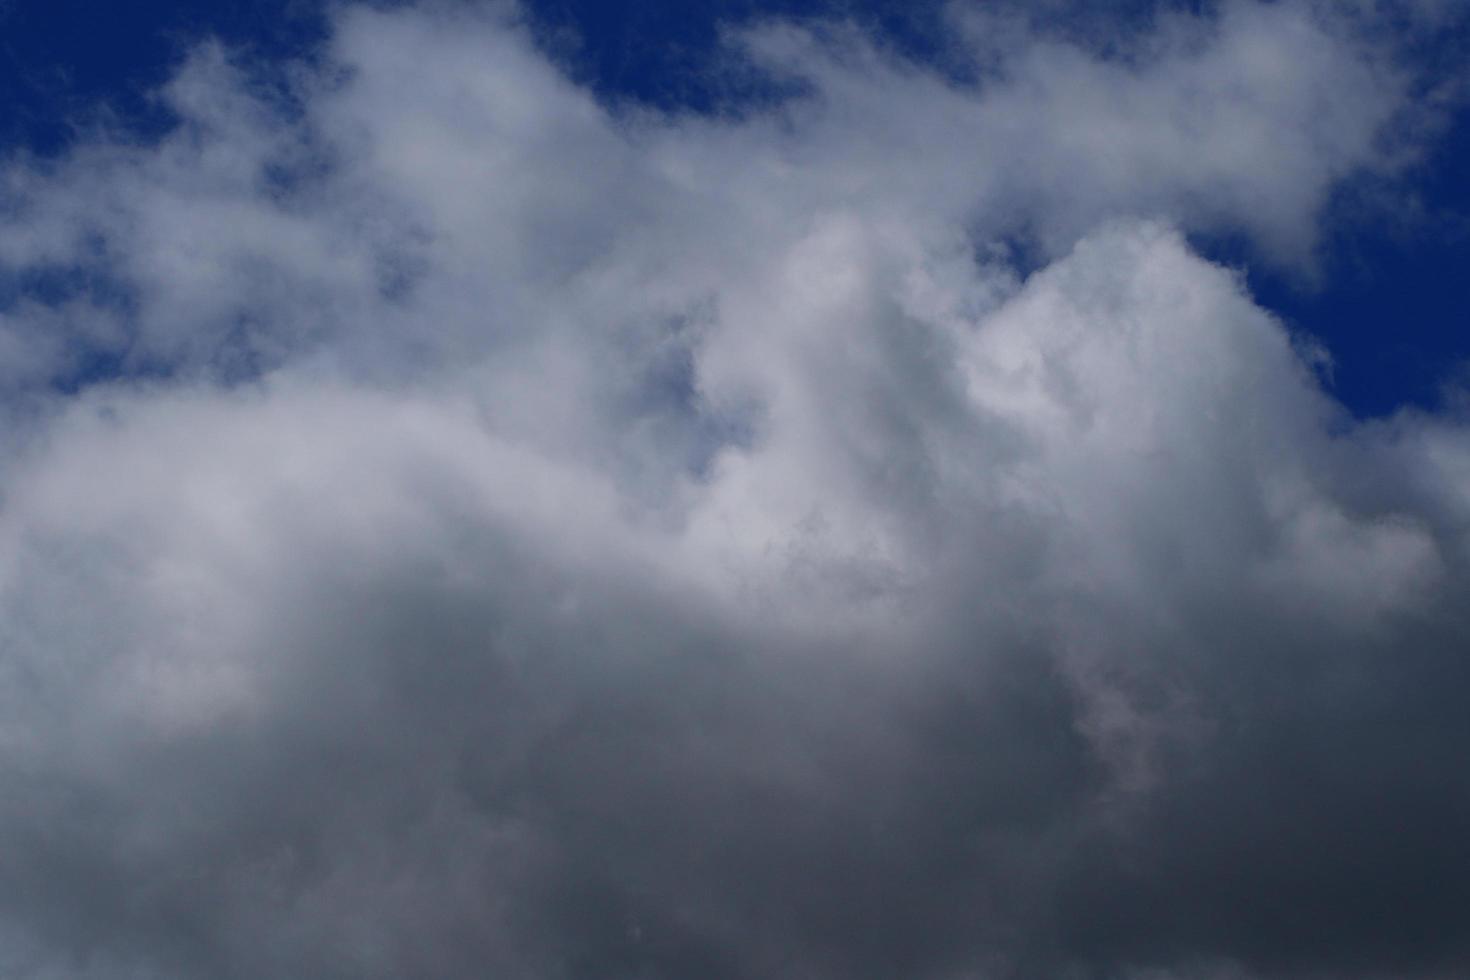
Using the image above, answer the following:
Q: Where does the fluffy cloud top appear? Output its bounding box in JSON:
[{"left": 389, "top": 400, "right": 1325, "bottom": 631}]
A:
[{"left": 1, "top": 2, "right": 1468, "bottom": 977}]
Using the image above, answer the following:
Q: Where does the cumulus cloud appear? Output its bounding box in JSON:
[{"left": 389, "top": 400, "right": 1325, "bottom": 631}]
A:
[{"left": 1, "top": 1, "right": 1469, "bottom": 977}]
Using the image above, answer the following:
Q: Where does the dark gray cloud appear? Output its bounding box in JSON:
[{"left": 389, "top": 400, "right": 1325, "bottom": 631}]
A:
[{"left": 1, "top": 3, "right": 1469, "bottom": 978}]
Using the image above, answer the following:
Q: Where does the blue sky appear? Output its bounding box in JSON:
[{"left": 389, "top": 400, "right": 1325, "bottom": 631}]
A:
[
  {"left": 3, "top": 3, "right": 1470, "bottom": 979},
  {"left": 3, "top": 0, "right": 1466, "bottom": 414}
]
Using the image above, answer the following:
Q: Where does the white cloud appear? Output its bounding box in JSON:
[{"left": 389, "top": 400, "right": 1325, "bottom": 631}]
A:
[{"left": 1, "top": 2, "right": 1468, "bottom": 977}]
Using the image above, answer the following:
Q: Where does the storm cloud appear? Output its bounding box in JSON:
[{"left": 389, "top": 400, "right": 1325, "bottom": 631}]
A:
[{"left": 2, "top": 2, "right": 1469, "bottom": 977}]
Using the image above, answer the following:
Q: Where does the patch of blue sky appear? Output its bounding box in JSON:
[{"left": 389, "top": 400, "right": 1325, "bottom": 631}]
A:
[
  {"left": 2, "top": 0, "right": 1466, "bottom": 416},
  {"left": 0, "top": 0, "right": 326, "bottom": 155}
]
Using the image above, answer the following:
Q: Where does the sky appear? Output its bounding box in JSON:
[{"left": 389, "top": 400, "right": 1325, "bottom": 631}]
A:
[{"left": 0, "top": 1, "right": 1469, "bottom": 978}]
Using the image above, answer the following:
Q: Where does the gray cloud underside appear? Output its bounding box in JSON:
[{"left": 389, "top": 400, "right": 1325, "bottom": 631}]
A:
[{"left": 2, "top": 2, "right": 1469, "bottom": 977}]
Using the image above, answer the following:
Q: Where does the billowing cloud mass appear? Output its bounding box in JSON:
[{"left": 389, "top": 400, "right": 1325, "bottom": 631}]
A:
[{"left": 2, "top": 1, "right": 1469, "bottom": 977}]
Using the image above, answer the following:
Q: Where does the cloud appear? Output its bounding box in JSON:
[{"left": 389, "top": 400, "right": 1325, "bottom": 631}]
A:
[{"left": 1, "top": 1, "right": 1468, "bottom": 977}]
